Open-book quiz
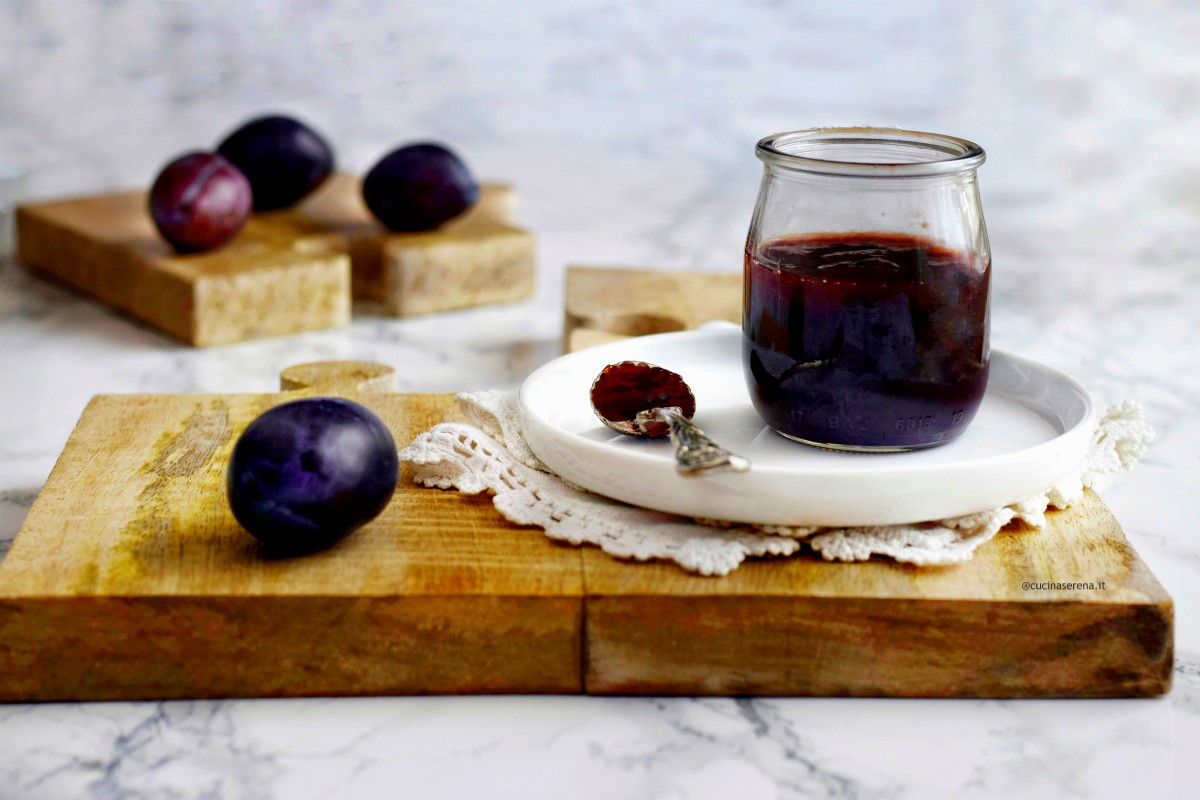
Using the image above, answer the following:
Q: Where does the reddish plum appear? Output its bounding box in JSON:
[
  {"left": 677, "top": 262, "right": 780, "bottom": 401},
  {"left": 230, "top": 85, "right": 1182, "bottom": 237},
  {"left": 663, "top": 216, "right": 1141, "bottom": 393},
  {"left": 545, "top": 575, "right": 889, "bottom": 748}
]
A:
[{"left": 149, "top": 152, "right": 252, "bottom": 253}]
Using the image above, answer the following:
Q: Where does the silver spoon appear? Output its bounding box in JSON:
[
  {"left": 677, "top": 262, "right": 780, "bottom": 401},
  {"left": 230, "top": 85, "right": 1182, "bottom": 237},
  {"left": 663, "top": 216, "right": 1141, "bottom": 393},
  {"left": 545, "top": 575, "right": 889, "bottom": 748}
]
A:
[{"left": 590, "top": 361, "right": 750, "bottom": 476}]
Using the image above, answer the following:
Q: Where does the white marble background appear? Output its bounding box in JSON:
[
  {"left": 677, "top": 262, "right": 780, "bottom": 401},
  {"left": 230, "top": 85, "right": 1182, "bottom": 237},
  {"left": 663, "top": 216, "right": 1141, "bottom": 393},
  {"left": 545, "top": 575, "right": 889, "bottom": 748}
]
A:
[{"left": 1, "top": 1, "right": 1199, "bottom": 798}]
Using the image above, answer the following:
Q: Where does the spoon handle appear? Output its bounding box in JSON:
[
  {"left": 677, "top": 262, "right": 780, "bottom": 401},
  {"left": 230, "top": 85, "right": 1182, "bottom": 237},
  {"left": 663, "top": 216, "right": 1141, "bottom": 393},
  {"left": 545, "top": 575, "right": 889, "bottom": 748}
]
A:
[{"left": 636, "top": 407, "right": 751, "bottom": 476}]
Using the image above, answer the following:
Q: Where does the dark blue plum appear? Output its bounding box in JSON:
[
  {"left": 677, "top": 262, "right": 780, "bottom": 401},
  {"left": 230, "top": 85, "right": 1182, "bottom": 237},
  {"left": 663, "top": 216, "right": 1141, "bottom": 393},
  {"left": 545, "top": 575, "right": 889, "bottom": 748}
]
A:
[
  {"left": 227, "top": 397, "right": 398, "bottom": 553},
  {"left": 362, "top": 143, "right": 479, "bottom": 231},
  {"left": 217, "top": 115, "right": 334, "bottom": 211}
]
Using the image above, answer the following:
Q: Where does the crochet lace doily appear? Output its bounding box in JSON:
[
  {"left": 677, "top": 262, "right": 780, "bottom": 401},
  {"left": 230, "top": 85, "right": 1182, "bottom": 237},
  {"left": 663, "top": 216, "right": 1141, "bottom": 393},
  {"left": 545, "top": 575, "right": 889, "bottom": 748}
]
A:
[{"left": 397, "top": 391, "right": 1153, "bottom": 576}]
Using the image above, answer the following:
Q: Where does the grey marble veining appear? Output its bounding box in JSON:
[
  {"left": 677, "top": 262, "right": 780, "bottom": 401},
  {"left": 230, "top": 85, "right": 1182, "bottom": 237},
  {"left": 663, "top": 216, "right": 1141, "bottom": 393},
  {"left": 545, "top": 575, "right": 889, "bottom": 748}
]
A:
[
  {"left": 2, "top": 1, "right": 1199, "bottom": 798},
  {"left": 0, "top": 693, "right": 1194, "bottom": 799}
]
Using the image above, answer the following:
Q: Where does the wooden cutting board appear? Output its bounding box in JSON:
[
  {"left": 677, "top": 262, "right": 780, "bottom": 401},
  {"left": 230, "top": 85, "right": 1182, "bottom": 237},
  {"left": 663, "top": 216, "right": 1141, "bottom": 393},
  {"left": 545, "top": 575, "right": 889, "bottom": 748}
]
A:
[
  {"left": 295, "top": 173, "right": 535, "bottom": 316},
  {"left": 15, "top": 173, "right": 535, "bottom": 346},
  {"left": 0, "top": 362, "right": 1172, "bottom": 701},
  {"left": 564, "top": 264, "right": 740, "bottom": 352}
]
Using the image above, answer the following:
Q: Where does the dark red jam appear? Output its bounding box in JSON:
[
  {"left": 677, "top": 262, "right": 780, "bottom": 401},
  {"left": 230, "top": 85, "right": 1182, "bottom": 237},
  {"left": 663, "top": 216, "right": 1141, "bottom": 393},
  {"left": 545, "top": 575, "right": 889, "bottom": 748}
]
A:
[
  {"left": 743, "top": 232, "right": 990, "bottom": 450},
  {"left": 591, "top": 361, "right": 695, "bottom": 438}
]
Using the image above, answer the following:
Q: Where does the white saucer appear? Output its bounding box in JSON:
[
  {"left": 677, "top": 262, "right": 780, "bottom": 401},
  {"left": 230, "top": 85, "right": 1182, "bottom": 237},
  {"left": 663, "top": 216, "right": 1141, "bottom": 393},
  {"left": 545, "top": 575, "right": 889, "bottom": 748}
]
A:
[{"left": 518, "top": 325, "right": 1097, "bottom": 527}]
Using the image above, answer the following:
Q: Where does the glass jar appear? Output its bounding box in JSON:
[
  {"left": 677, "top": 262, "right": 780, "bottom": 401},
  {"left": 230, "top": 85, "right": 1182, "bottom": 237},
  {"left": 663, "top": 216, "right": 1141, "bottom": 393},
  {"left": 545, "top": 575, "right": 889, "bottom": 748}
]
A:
[{"left": 743, "top": 127, "right": 991, "bottom": 451}]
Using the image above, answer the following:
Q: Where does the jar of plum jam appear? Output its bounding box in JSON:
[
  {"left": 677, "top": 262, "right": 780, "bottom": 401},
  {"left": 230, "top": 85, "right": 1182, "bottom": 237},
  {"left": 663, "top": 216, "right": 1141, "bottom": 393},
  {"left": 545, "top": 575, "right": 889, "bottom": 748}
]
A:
[{"left": 744, "top": 127, "right": 991, "bottom": 451}]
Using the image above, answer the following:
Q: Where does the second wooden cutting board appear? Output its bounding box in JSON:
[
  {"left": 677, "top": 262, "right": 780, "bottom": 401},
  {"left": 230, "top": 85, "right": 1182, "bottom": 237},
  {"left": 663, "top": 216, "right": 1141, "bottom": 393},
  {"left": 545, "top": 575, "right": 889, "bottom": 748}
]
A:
[{"left": 16, "top": 174, "right": 536, "bottom": 346}]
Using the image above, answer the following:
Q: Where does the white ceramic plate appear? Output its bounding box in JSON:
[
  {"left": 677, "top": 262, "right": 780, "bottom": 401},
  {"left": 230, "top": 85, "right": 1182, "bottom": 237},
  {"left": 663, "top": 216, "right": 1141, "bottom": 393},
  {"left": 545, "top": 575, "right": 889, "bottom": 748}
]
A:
[{"left": 518, "top": 325, "right": 1097, "bottom": 527}]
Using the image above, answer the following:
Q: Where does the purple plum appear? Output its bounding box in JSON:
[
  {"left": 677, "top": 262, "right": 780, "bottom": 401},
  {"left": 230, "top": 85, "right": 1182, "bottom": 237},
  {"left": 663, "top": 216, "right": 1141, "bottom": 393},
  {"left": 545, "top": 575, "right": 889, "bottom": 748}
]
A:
[
  {"left": 227, "top": 397, "right": 398, "bottom": 553},
  {"left": 362, "top": 142, "right": 479, "bottom": 231},
  {"left": 217, "top": 115, "right": 335, "bottom": 211}
]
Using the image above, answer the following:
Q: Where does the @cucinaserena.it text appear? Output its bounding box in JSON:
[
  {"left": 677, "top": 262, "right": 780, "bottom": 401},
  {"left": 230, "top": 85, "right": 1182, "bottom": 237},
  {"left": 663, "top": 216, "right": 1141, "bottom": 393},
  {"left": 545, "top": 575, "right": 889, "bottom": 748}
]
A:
[{"left": 1021, "top": 581, "right": 1107, "bottom": 590}]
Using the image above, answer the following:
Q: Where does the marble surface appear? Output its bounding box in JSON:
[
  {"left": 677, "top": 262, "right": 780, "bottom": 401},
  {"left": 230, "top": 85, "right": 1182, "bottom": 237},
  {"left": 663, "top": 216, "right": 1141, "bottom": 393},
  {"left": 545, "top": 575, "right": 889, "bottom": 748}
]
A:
[{"left": 1, "top": 1, "right": 1199, "bottom": 798}]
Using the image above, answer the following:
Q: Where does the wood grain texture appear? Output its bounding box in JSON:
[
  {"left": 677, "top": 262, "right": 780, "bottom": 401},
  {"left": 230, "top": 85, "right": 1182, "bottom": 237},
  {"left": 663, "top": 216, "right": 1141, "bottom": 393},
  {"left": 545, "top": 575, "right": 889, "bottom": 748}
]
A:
[
  {"left": 290, "top": 172, "right": 536, "bottom": 315},
  {"left": 0, "top": 373, "right": 582, "bottom": 701},
  {"left": 564, "top": 265, "right": 741, "bottom": 353},
  {"left": 16, "top": 192, "right": 351, "bottom": 347},
  {"left": 0, "top": 362, "right": 1173, "bottom": 700},
  {"left": 583, "top": 500, "right": 1173, "bottom": 697}
]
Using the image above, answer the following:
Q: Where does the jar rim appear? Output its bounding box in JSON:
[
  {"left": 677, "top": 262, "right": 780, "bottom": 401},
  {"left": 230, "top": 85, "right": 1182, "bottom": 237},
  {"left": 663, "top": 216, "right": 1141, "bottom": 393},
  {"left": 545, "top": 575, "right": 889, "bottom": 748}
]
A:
[{"left": 756, "top": 127, "right": 985, "bottom": 177}]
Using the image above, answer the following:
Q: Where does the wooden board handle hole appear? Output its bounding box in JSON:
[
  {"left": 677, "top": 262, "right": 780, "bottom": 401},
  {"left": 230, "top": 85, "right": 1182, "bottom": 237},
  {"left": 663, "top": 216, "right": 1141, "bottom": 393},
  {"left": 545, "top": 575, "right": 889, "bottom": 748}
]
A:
[{"left": 279, "top": 361, "right": 396, "bottom": 394}]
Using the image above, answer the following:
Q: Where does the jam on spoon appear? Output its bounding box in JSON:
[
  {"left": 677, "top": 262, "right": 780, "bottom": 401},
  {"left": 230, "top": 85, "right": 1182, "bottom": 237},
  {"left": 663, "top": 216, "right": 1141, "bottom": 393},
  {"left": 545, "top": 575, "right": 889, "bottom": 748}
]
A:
[{"left": 590, "top": 361, "right": 749, "bottom": 476}]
